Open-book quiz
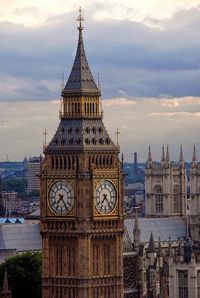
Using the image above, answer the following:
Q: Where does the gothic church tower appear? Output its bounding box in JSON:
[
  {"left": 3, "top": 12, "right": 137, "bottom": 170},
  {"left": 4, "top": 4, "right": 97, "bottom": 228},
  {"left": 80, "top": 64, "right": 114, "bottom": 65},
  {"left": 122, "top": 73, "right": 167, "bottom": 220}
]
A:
[
  {"left": 189, "top": 146, "right": 200, "bottom": 241},
  {"left": 40, "top": 10, "right": 124, "bottom": 298},
  {"left": 145, "top": 146, "right": 187, "bottom": 217}
]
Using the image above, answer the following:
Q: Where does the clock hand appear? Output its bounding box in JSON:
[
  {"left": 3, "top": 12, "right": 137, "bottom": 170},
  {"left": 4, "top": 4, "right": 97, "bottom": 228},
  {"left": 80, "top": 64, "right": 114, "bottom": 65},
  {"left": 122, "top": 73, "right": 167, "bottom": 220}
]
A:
[
  {"left": 104, "top": 196, "right": 112, "bottom": 209},
  {"left": 60, "top": 197, "right": 68, "bottom": 210},
  {"left": 57, "top": 194, "right": 64, "bottom": 204},
  {"left": 102, "top": 193, "right": 107, "bottom": 204}
]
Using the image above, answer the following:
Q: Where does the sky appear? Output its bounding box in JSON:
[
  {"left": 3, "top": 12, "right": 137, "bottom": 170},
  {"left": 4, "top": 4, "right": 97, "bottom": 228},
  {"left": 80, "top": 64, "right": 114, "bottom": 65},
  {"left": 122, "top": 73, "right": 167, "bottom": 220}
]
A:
[{"left": 0, "top": 0, "right": 200, "bottom": 162}]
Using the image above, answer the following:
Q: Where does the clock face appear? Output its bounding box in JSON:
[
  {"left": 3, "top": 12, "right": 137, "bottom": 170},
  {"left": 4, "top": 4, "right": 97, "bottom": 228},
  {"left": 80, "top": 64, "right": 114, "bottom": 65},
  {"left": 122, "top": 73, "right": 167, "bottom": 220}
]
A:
[
  {"left": 95, "top": 180, "right": 117, "bottom": 214},
  {"left": 48, "top": 181, "right": 74, "bottom": 215}
]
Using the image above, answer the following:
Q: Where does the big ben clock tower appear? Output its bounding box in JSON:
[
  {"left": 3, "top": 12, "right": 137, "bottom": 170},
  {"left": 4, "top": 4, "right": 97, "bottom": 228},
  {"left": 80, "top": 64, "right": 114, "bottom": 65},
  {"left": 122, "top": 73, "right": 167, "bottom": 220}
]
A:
[{"left": 40, "top": 8, "right": 124, "bottom": 298}]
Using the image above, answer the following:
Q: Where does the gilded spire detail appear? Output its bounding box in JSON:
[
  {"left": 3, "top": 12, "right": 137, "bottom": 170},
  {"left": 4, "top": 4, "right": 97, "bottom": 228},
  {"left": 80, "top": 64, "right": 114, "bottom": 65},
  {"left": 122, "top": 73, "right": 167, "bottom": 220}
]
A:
[{"left": 76, "top": 7, "right": 84, "bottom": 31}]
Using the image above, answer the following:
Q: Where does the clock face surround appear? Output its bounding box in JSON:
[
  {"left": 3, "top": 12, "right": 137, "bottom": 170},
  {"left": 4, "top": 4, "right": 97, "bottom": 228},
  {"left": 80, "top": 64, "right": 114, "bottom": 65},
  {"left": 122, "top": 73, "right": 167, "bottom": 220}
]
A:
[
  {"left": 95, "top": 180, "right": 117, "bottom": 215},
  {"left": 48, "top": 180, "right": 74, "bottom": 215}
]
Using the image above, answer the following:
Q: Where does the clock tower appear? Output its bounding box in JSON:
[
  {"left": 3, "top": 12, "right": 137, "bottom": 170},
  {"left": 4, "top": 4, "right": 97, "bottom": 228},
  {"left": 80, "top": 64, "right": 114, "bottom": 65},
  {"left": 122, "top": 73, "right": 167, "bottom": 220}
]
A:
[{"left": 40, "top": 9, "right": 124, "bottom": 298}]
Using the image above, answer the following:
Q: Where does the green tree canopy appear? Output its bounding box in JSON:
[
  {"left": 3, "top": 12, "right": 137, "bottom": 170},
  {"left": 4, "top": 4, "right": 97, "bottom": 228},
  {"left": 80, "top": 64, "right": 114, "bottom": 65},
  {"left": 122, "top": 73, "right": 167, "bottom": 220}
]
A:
[{"left": 0, "top": 252, "right": 42, "bottom": 298}]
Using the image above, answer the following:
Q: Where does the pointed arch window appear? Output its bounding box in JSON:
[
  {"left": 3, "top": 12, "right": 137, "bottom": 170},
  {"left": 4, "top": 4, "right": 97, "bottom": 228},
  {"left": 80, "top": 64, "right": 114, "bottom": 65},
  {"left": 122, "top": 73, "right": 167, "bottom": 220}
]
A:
[
  {"left": 154, "top": 185, "right": 163, "bottom": 213},
  {"left": 178, "top": 270, "right": 188, "bottom": 298},
  {"left": 173, "top": 184, "right": 180, "bottom": 213}
]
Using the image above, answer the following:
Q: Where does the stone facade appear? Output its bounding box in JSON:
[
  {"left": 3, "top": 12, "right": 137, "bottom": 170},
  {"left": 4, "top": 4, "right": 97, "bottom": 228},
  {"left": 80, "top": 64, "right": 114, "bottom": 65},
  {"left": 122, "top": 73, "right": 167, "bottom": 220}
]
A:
[
  {"left": 145, "top": 146, "right": 187, "bottom": 217},
  {"left": 40, "top": 11, "right": 124, "bottom": 298}
]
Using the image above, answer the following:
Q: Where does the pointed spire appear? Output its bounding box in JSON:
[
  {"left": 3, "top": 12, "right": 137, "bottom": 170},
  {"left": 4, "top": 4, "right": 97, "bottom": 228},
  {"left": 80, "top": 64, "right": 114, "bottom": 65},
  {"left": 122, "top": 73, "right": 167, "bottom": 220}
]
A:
[
  {"left": 133, "top": 211, "right": 141, "bottom": 251},
  {"left": 161, "top": 145, "right": 165, "bottom": 163},
  {"left": 147, "top": 232, "right": 156, "bottom": 254},
  {"left": 177, "top": 239, "right": 182, "bottom": 256},
  {"left": 167, "top": 236, "right": 173, "bottom": 257},
  {"left": 157, "top": 237, "right": 163, "bottom": 257},
  {"left": 166, "top": 145, "right": 170, "bottom": 162},
  {"left": 148, "top": 146, "right": 152, "bottom": 162},
  {"left": 179, "top": 144, "right": 184, "bottom": 162},
  {"left": 192, "top": 145, "right": 197, "bottom": 165},
  {"left": 176, "top": 239, "right": 184, "bottom": 262},
  {"left": 1, "top": 268, "right": 12, "bottom": 298},
  {"left": 147, "top": 146, "right": 153, "bottom": 169},
  {"left": 62, "top": 8, "right": 100, "bottom": 96}
]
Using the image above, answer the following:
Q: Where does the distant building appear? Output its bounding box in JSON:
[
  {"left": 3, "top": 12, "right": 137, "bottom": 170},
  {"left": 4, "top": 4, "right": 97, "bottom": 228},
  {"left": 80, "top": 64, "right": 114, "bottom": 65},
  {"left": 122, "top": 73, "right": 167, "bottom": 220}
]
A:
[
  {"left": 2, "top": 191, "right": 21, "bottom": 217},
  {"left": 134, "top": 152, "right": 138, "bottom": 176},
  {"left": 27, "top": 157, "right": 40, "bottom": 195},
  {"left": 145, "top": 145, "right": 187, "bottom": 217}
]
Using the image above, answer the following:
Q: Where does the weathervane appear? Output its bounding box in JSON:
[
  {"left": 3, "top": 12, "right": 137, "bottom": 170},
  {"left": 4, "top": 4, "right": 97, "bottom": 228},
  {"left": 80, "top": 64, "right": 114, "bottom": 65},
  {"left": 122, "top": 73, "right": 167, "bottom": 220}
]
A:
[{"left": 76, "top": 7, "right": 84, "bottom": 30}]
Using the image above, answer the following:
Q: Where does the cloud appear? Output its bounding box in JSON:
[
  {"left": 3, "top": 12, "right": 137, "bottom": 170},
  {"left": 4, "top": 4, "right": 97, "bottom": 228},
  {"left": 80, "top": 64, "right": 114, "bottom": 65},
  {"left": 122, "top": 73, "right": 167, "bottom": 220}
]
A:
[
  {"left": 0, "top": 96, "right": 199, "bottom": 161},
  {"left": 150, "top": 111, "right": 200, "bottom": 117},
  {"left": 0, "top": 4, "right": 200, "bottom": 161},
  {"left": 103, "top": 98, "right": 137, "bottom": 106},
  {"left": 0, "top": 7, "right": 200, "bottom": 100}
]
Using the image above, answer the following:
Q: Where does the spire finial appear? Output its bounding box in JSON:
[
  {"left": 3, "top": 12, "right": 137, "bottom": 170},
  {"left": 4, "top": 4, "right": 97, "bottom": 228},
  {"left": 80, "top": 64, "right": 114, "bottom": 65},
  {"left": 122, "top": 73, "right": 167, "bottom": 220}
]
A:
[
  {"left": 43, "top": 129, "right": 48, "bottom": 149},
  {"left": 116, "top": 128, "right": 120, "bottom": 146},
  {"left": 167, "top": 236, "right": 173, "bottom": 257},
  {"left": 161, "top": 145, "right": 165, "bottom": 163},
  {"left": 158, "top": 237, "right": 163, "bottom": 257},
  {"left": 192, "top": 145, "right": 197, "bottom": 162},
  {"left": 148, "top": 146, "right": 152, "bottom": 162},
  {"left": 77, "top": 7, "right": 84, "bottom": 30},
  {"left": 179, "top": 144, "right": 184, "bottom": 162},
  {"left": 147, "top": 232, "right": 156, "bottom": 253},
  {"left": 166, "top": 145, "right": 170, "bottom": 162}
]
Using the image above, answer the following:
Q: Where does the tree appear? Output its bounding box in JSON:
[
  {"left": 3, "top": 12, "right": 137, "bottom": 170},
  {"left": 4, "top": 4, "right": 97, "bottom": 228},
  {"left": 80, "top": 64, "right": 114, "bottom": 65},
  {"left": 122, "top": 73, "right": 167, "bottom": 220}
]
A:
[
  {"left": 0, "top": 252, "right": 42, "bottom": 298},
  {"left": 2, "top": 178, "right": 27, "bottom": 194}
]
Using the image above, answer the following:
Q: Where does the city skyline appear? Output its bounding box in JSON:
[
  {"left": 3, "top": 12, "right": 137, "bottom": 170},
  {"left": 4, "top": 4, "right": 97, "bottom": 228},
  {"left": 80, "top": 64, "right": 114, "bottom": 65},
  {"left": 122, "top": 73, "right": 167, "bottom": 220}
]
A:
[{"left": 0, "top": 1, "right": 200, "bottom": 161}]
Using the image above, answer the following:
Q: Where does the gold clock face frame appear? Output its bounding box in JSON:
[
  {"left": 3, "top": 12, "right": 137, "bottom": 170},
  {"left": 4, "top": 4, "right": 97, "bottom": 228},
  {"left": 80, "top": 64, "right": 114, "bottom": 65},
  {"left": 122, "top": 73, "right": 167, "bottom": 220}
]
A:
[
  {"left": 48, "top": 180, "right": 74, "bottom": 215},
  {"left": 95, "top": 180, "right": 117, "bottom": 215}
]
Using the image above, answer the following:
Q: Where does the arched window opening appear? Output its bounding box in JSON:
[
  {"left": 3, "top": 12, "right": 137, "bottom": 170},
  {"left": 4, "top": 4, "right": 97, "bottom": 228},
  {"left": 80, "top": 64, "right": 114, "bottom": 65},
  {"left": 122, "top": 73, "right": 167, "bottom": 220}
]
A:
[
  {"left": 173, "top": 185, "right": 180, "bottom": 213},
  {"left": 154, "top": 185, "right": 163, "bottom": 214},
  {"left": 178, "top": 271, "right": 188, "bottom": 298}
]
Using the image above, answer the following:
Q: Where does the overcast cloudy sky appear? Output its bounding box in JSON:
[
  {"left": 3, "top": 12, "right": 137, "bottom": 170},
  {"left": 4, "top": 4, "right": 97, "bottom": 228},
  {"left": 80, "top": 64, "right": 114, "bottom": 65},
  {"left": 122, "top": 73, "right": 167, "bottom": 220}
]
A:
[{"left": 1, "top": 0, "right": 200, "bottom": 161}]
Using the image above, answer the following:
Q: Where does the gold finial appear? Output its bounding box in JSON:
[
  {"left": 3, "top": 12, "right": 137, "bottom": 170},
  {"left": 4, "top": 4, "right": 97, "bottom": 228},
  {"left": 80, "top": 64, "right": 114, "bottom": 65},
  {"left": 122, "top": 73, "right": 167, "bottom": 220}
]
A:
[
  {"left": 77, "top": 6, "right": 84, "bottom": 30},
  {"left": 115, "top": 128, "right": 120, "bottom": 145},
  {"left": 43, "top": 129, "right": 48, "bottom": 147}
]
